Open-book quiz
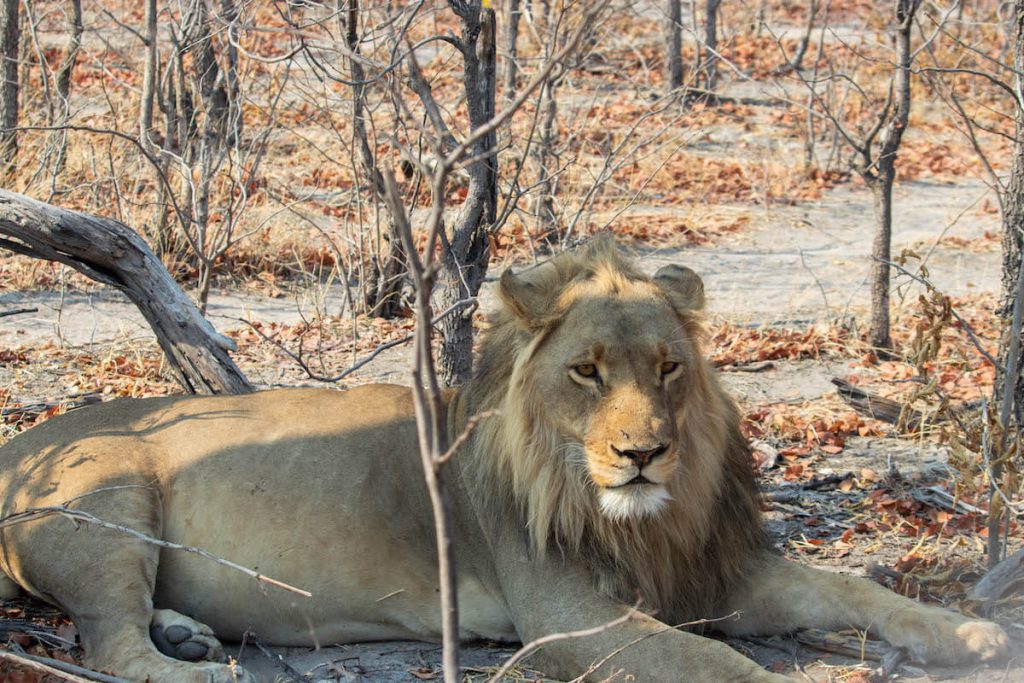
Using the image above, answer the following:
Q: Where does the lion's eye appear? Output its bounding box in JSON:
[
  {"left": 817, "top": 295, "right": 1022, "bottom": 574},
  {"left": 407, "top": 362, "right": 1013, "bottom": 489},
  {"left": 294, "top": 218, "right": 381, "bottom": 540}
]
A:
[
  {"left": 573, "top": 364, "right": 599, "bottom": 380},
  {"left": 660, "top": 361, "right": 680, "bottom": 377}
]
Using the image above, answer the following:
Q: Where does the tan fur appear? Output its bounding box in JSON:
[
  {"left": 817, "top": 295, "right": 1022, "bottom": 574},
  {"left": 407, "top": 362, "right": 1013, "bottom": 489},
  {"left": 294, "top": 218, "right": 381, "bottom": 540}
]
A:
[{"left": 0, "top": 238, "right": 1009, "bottom": 683}]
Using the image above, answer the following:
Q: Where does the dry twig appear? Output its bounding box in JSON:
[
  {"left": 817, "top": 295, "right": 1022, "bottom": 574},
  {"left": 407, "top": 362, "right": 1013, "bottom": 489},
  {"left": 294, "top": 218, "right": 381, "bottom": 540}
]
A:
[
  {"left": 0, "top": 505, "right": 311, "bottom": 597},
  {"left": 0, "top": 648, "right": 129, "bottom": 683}
]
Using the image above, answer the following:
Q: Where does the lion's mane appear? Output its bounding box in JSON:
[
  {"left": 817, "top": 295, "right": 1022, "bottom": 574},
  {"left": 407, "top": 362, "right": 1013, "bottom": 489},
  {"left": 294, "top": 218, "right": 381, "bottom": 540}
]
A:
[{"left": 460, "top": 242, "right": 767, "bottom": 624}]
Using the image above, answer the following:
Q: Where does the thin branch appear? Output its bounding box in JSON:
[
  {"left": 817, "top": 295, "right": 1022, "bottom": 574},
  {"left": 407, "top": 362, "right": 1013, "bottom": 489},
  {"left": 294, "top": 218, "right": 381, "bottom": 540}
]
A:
[
  {"left": 241, "top": 630, "right": 315, "bottom": 683},
  {"left": 915, "top": 66, "right": 1021, "bottom": 107},
  {"left": 405, "top": 39, "right": 459, "bottom": 154},
  {"left": 0, "top": 505, "right": 311, "bottom": 597},
  {"left": 485, "top": 610, "right": 636, "bottom": 683},
  {"left": 981, "top": 401, "right": 1024, "bottom": 515},
  {"left": 384, "top": 164, "right": 459, "bottom": 683},
  {"left": 233, "top": 298, "right": 476, "bottom": 384},
  {"left": 6, "top": 124, "right": 187, "bottom": 227},
  {"left": 0, "top": 649, "right": 129, "bottom": 683},
  {"left": 0, "top": 306, "right": 36, "bottom": 317},
  {"left": 570, "top": 612, "right": 743, "bottom": 683},
  {"left": 437, "top": 409, "right": 499, "bottom": 464}
]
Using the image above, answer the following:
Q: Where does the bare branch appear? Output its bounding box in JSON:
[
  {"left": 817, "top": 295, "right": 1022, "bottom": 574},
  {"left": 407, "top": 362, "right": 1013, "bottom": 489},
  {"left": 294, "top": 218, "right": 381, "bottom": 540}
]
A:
[
  {"left": 0, "top": 504, "right": 311, "bottom": 597},
  {"left": 486, "top": 609, "right": 635, "bottom": 683},
  {"left": 437, "top": 409, "right": 499, "bottom": 464},
  {"left": 0, "top": 306, "right": 36, "bottom": 318},
  {"left": 0, "top": 649, "right": 129, "bottom": 683}
]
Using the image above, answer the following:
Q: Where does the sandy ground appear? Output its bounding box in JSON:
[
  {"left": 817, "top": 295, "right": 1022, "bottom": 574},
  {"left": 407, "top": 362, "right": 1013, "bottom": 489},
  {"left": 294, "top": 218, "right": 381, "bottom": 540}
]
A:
[{"left": 0, "top": 177, "right": 1000, "bottom": 349}]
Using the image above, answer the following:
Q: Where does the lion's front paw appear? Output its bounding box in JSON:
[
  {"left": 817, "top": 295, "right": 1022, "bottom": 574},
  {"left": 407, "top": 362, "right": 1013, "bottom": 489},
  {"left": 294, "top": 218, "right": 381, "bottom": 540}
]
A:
[{"left": 884, "top": 609, "right": 1009, "bottom": 665}]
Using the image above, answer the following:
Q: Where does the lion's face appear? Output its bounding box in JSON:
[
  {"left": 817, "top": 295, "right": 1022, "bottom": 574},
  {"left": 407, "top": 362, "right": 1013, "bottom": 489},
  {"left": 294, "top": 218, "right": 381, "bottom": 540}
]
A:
[
  {"left": 498, "top": 250, "right": 706, "bottom": 523},
  {"left": 536, "top": 288, "right": 698, "bottom": 520}
]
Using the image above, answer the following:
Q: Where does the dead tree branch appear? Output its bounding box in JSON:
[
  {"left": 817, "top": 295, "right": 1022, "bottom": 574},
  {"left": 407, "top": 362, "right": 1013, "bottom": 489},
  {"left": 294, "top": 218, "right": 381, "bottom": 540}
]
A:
[
  {"left": 0, "top": 649, "right": 129, "bottom": 683},
  {"left": 0, "top": 190, "right": 252, "bottom": 395}
]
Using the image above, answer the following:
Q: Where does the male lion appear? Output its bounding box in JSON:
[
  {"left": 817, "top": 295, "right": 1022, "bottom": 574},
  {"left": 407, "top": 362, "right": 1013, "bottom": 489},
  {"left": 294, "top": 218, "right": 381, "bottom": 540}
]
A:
[{"left": 0, "top": 239, "right": 1009, "bottom": 682}]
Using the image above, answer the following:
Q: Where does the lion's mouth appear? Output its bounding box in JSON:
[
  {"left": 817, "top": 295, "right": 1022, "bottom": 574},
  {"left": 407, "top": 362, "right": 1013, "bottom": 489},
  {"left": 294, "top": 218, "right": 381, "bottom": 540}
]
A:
[{"left": 610, "top": 474, "right": 651, "bottom": 488}]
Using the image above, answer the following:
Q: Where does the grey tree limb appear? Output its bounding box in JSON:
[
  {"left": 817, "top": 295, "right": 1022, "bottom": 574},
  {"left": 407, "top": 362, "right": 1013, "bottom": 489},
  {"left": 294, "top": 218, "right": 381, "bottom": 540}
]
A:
[{"left": 0, "top": 190, "right": 253, "bottom": 395}]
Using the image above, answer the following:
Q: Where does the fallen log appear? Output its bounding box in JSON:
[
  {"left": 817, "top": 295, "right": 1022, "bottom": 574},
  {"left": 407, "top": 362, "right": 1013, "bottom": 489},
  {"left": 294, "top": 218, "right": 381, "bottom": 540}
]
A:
[
  {"left": 0, "top": 190, "right": 252, "bottom": 395},
  {"left": 968, "top": 546, "right": 1024, "bottom": 610},
  {"left": 831, "top": 378, "right": 921, "bottom": 430}
]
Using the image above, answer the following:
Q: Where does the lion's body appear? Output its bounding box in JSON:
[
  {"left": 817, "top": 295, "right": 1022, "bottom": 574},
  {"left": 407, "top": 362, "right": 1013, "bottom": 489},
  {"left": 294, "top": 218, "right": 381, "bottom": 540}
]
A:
[
  {"left": 0, "top": 241, "right": 1008, "bottom": 683},
  {"left": 0, "top": 386, "right": 517, "bottom": 646}
]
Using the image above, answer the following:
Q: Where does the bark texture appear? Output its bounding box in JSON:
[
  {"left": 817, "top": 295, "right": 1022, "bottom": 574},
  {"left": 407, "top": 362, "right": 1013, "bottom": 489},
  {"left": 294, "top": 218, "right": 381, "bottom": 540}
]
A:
[
  {"left": 997, "top": 0, "right": 1024, "bottom": 421},
  {"left": 664, "top": 0, "right": 683, "bottom": 93},
  {"left": 437, "top": 3, "right": 498, "bottom": 387},
  {"left": 0, "top": 0, "right": 18, "bottom": 174},
  {"left": 503, "top": 0, "right": 521, "bottom": 98},
  {"left": 987, "top": 0, "right": 1024, "bottom": 566},
  {"left": 704, "top": 0, "right": 721, "bottom": 91},
  {"left": 862, "top": 0, "right": 919, "bottom": 350},
  {"left": 0, "top": 190, "right": 253, "bottom": 395},
  {"left": 342, "top": 0, "right": 407, "bottom": 319}
]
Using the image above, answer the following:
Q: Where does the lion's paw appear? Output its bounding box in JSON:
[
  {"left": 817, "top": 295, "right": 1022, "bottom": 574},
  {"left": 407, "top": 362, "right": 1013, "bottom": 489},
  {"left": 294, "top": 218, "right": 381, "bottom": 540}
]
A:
[
  {"left": 954, "top": 620, "right": 1010, "bottom": 662},
  {"left": 884, "top": 608, "right": 1009, "bottom": 665},
  {"left": 150, "top": 609, "right": 226, "bottom": 663}
]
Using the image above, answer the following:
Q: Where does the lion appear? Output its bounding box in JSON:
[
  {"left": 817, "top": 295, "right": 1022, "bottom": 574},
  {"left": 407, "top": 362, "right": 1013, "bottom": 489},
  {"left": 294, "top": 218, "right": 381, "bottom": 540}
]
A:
[{"left": 0, "top": 239, "right": 1008, "bottom": 682}]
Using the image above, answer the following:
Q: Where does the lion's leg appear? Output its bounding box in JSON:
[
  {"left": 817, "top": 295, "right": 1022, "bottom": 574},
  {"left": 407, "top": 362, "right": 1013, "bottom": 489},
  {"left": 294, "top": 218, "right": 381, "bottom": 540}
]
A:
[
  {"left": 10, "top": 485, "right": 254, "bottom": 683},
  {"left": 718, "top": 552, "right": 1008, "bottom": 665}
]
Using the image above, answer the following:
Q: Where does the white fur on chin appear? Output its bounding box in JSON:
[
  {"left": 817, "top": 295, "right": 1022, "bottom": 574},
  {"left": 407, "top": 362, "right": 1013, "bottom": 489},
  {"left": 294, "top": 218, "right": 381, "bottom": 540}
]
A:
[{"left": 598, "top": 485, "right": 672, "bottom": 521}]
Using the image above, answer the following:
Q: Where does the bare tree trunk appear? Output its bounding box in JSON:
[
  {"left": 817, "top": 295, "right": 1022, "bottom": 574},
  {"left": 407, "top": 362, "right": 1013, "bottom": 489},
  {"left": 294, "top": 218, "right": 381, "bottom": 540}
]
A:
[
  {"left": 0, "top": 190, "right": 252, "bottom": 395},
  {"left": 47, "top": 0, "right": 81, "bottom": 176},
  {"left": 503, "top": 0, "right": 521, "bottom": 99},
  {"left": 864, "top": 0, "right": 918, "bottom": 350},
  {"left": 778, "top": 0, "right": 817, "bottom": 74},
  {"left": 341, "top": 0, "right": 407, "bottom": 318},
  {"left": 703, "top": 0, "right": 721, "bottom": 91},
  {"left": 219, "top": 0, "right": 242, "bottom": 145},
  {"left": 988, "top": 0, "right": 1024, "bottom": 567},
  {"left": 867, "top": 172, "right": 894, "bottom": 349},
  {"left": 140, "top": 0, "right": 158, "bottom": 147},
  {"left": 154, "top": 57, "right": 180, "bottom": 259},
  {"left": 998, "top": 136, "right": 1024, "bottom": 421},
  {"left": 179, "top": 0, "right": 242, "bottom": 314},
  {"left": 0, "top": 0, "right": 19, "bottom": 175},
  {"left": 438, "top": 2, "right": 498, "bottom": 387},
  {"left": 536, "top": 77, "right": 559, "bottom": 243},
  {"left": 998, "top": 0, "right": 1024, "bottom": 418},
  {"left": 141, "top": 0, "right": 176, "bottom": 261},
  {"left": 664, "top": 0, "right": 683, "bottom": 93},
  {"left": 53, "top": 0, "right": 81, "bottom": 115}
]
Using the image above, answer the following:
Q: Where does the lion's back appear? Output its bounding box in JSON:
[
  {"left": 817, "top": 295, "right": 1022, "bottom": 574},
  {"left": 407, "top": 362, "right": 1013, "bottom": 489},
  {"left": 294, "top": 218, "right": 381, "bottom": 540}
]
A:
[{"left": 0, "top": 384, "right": 425, "bottom": 513}]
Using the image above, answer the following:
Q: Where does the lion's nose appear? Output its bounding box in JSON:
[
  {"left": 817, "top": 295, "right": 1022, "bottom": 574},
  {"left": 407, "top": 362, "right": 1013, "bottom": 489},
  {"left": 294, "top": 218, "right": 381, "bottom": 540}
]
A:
[{"left": 612, "top": 444, "right": 668, "bottom": 469}]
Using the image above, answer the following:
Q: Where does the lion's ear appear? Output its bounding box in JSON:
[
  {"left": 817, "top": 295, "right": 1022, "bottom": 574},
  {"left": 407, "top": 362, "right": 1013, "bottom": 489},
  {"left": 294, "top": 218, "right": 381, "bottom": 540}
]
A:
[
  {"left": 499, "top": 268, "right": 551, "bottom": 329},
  {"left": 654, "top": 264, "right": 705, "bottom": 311}
]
